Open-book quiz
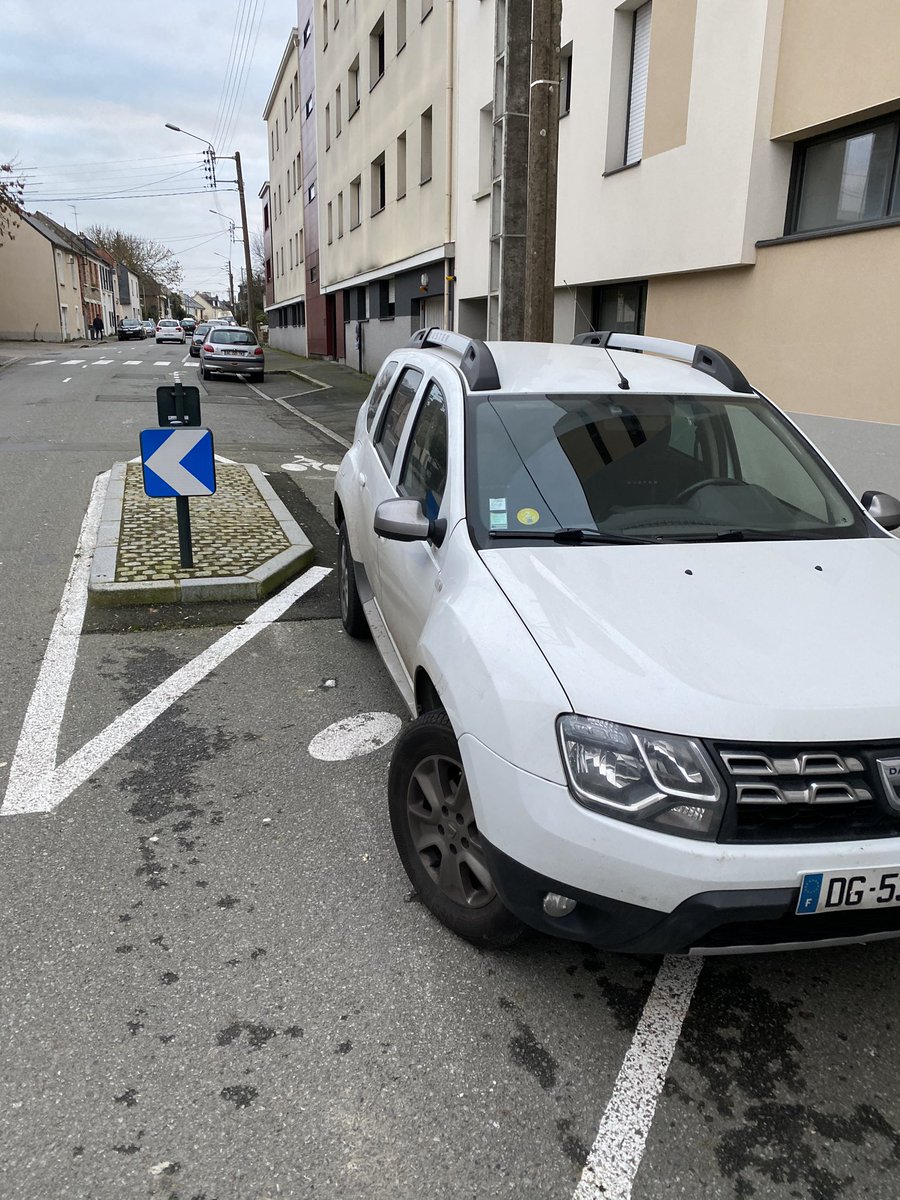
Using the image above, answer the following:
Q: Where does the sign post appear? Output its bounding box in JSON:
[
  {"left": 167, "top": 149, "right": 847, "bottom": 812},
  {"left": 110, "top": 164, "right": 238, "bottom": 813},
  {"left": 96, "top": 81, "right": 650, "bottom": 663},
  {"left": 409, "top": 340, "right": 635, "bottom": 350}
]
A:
[{"left": 139, "top": 428, "right": 216, "bottom": 569}]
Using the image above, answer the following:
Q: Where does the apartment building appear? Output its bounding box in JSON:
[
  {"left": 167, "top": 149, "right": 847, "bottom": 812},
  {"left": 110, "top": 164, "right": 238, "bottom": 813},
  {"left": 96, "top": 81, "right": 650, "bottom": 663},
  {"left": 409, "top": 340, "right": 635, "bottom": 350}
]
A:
[
  {"left": 453, "top": 0, "right": 900, "bottom": 423},
  {"left": 0, "top": 212, "right": 85, "bottom": 340},
  {"left": 314, "top": 0, "right": 454, "bottom": 371},
  {"left": 263, "top": 28, "right": 309, "bottom": 355}
]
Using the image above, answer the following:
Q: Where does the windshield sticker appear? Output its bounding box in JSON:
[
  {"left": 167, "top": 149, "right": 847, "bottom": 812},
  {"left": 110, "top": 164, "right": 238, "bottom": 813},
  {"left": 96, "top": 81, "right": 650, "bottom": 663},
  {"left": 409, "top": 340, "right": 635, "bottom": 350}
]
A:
[
  {"left": 489, "top": 497, "right": 507, "bottom": 512},
  {"left": 489, "top": 510, "right": 509, "bottom": 530},
  {"left": 516, "top": 507, "right": 540, "bottom": 526}
]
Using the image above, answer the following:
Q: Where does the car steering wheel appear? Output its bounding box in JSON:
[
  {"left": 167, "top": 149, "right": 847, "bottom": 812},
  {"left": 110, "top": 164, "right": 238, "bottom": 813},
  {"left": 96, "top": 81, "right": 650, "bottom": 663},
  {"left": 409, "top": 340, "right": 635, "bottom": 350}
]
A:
[{"left": 673, "top": 478, "right": 749, "bottom": 503}]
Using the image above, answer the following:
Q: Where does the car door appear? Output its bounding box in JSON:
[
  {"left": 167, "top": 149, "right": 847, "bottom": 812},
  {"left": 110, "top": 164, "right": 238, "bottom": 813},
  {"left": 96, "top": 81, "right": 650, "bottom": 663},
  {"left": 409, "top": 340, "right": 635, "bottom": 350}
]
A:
[
  {"left": 375, "top": 374, "right": 452, "bottom": 676},
  {"left": 354, "top": 363, "right": 426, "bottom": 595}
]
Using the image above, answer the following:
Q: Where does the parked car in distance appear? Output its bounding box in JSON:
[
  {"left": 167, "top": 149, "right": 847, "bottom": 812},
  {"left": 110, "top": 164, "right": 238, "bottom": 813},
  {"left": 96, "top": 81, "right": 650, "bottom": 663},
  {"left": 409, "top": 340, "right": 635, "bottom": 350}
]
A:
[
  {"left": 117, "top": 319, "right": 145, "bottom": 341},
  {"left": 199, "top": 326, "right": 264, "bottom": 382},
  {"left": 142, "top": 319, "right": 156, "bottom": 336},
  {"left": 156, "top": 318, "right": 185, "bottom": 344},
  {"left": 189, "top": 323, "right": 210, "bottom": 358},
  {"left": 181, "top": 318, "right": 197, "bottom": 336},
  {"left": 335, "top": 327, "right": 900, "bottom": 956}
]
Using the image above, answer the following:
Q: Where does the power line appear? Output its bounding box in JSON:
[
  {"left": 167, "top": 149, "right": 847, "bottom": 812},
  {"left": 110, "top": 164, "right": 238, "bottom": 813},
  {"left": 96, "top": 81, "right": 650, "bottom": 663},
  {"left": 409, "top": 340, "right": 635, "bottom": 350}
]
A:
[
  {"left": 221, "top": 0, "right": 268, "bottom": 151},
  {"left": 212, "top": 0, "right": 253, "bottom": 151},
  {"left": 24, "top": 189, "right": 237, "bottom": 202},
  {"left": 16, "top": 153, "right": 199, "bottom": 172}
]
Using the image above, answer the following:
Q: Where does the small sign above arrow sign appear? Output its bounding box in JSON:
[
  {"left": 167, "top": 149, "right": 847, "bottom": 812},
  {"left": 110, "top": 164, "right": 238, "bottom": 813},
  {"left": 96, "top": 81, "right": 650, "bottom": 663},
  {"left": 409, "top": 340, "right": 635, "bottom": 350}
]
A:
[{"left": 140, "top": 428, "right": 216, "bottom": 497}]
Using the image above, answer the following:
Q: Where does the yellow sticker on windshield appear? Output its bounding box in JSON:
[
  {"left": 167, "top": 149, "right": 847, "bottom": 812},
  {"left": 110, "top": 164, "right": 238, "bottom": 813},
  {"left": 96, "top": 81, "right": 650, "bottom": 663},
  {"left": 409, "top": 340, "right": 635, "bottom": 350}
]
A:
[{"left": 516, "top": 507, "right": 540, "bottom": 526}]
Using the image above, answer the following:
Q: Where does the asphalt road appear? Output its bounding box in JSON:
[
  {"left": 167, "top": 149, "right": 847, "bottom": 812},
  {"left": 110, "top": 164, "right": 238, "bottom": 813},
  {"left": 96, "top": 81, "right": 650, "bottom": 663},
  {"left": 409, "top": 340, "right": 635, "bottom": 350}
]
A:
[{"left": 1, "top": 337, "right": 900, "bottom": 1200}]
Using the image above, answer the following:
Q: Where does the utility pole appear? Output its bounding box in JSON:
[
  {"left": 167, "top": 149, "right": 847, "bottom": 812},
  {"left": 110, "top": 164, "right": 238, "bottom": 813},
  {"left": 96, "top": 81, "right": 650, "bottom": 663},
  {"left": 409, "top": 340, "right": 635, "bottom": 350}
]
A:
[
  {"left": 227, "top": 261, "right": 235, "bottom": 317},
  {"left": 524, "top": 0, "right": 562, "bottom": 342},
  {"left": 234, "top": 152, "right": 256, "bottom": 332}
]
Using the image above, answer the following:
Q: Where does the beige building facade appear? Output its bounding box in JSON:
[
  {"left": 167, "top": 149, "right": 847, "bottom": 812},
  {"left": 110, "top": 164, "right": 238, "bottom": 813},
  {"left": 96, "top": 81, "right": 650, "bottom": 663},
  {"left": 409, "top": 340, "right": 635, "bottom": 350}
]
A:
[
  {"left": 264, "top": 28, "right": 309, "bottom": 356},
  {"left": 453, "top": 0, "right": 900, "bottom": 423},
  {"left": 0, "top": 213, "right": 87, "bottom": 341},
  {"left": 313, "top": 0, "right": 454, "bottom": 371}
]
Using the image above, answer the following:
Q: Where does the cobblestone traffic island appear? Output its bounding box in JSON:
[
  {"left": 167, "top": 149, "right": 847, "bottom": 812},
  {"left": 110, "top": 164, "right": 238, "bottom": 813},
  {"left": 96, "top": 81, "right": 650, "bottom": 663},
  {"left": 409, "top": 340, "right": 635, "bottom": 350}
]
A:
[{"left": 89, "top": 461, "right": 313, "bottom": 605}]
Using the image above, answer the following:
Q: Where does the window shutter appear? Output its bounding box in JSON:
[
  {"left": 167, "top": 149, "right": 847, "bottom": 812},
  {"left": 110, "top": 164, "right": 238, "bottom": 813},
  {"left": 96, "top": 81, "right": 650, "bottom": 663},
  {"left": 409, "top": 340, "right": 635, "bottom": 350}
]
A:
[{"left": 625, "top": 1, "right": 652, "bottom": 165}]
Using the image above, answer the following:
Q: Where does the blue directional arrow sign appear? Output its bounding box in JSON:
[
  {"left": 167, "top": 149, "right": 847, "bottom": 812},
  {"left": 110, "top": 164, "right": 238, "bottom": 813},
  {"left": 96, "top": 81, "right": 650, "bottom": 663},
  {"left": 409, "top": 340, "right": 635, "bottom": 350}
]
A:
[{"left": 140, "top": 428, "right": 216, "bottom": 497}]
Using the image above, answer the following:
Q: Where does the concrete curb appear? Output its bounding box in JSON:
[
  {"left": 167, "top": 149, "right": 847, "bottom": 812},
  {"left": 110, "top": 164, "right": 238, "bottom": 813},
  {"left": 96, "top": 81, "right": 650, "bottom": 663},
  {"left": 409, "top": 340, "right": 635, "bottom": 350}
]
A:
[{"left": 88, "top": 461, "right": 314, "bottom": 606}]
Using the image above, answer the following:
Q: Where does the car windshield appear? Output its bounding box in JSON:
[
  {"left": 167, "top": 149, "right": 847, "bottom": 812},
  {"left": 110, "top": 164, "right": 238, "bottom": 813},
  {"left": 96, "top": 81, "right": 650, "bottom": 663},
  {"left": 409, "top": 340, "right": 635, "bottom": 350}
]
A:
[
  {"left": 123, "top": 320, "right": 140, "bottom": 327},
  {"left": 466, "top": 393, "right": 870, "bottom": 547},
  {"left": 210, "top": 330, "right": 255, "bottom": 345}
]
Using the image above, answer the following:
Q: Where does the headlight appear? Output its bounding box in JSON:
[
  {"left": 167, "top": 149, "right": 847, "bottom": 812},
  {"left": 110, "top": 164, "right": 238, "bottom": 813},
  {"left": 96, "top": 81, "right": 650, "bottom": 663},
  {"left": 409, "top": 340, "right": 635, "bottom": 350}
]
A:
[{"left": 557, "top": 715, "right": 723, "bottom": 839}]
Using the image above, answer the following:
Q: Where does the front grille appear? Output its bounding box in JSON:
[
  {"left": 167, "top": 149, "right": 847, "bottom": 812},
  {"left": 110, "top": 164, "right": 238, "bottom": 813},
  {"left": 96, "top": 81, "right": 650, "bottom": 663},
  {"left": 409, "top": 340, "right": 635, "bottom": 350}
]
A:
[{"left": 711, "top": 739, "right": 900, "bottom": 844}]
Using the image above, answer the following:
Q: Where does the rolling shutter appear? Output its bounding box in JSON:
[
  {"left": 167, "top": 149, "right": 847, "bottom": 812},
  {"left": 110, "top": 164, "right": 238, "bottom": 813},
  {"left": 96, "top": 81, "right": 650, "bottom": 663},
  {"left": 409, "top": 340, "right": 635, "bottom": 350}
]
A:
[{"left": 625, "top": 1, "right": 652, "bottom": 165}]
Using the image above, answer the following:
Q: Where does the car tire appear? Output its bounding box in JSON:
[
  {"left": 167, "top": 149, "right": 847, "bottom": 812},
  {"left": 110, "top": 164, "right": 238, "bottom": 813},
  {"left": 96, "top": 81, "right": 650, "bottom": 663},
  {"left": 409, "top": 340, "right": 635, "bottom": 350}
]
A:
[
  {"left": 200, "top": 363, "right": 208, "bottom": 381},
  {"left": 389, "top": 710, "right": 523, "bottom": 949},
  {"left": 257, "top": 372, "right": 265, "bottom": 383},
  {"left": 337, "top": 522, "right": 370, "bottom": 639}
]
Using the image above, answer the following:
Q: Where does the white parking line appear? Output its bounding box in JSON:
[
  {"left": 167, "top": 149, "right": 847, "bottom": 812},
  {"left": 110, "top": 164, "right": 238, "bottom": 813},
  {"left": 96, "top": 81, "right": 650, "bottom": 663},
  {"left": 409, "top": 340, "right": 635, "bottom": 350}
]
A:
[
  {"left": 1, "top": 468, "right": 331, "bottom": 817},
  {"left": 244, "top": 381, "right": 352, "bottom": 451},
  {"left": 573, "top": 956, "right": 703, "bottom": 1200}
]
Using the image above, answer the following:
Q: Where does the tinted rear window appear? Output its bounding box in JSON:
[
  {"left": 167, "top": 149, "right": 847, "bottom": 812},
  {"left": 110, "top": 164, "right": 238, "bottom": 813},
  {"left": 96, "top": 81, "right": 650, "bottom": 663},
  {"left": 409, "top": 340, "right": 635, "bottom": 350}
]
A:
[{"left": 210, "top": 330, "right": 255, "bottom": 345}]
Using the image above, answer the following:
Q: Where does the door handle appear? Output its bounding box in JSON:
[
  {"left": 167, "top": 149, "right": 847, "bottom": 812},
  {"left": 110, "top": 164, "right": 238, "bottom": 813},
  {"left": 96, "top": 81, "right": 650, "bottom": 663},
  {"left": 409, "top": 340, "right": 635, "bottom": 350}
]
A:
[{"left": 358, "top": 473, "right": 367, "bottom": 487}]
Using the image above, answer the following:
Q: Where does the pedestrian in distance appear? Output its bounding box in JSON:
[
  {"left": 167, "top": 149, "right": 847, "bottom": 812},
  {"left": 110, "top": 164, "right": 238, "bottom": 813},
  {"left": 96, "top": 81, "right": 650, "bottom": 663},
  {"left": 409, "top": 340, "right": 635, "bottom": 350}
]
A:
[{"left": 92, "top": 314, "right": 104, "bottom": 341}]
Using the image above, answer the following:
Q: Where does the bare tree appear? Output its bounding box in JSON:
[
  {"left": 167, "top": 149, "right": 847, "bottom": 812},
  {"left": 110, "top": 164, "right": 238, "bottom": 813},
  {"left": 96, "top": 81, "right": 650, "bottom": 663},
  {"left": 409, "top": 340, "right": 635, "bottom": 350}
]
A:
[
  {"left": 250, "top": 229, "right": 266, "bottom": 278},
  {"left": 0, "top": 160, "right": 25, "bottom": 247},
  {"left": 86, "top": 225, "right": 183, "bottom": 294}
]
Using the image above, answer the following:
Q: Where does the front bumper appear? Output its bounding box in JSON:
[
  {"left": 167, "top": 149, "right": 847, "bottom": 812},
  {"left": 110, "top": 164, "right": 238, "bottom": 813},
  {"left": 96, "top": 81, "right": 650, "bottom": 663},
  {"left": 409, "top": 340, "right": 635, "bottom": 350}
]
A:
[{"left": 458, "top": 733, "right": 900, "bottom": 953}]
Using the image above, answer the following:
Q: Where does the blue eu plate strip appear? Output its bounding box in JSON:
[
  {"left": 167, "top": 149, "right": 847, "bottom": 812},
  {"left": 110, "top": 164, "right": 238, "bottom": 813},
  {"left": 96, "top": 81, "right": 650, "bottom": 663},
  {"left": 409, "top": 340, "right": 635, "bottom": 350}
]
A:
[{"left": 796, "top": 873, "right": 823, "bottom": 915}]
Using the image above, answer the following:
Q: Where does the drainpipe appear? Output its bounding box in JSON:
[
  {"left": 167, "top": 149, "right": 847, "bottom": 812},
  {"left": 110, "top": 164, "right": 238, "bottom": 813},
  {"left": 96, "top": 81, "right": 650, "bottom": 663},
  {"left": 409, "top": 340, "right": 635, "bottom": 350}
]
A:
[{"left": 442, "top": 0, "right": 454, "bottom": 330}]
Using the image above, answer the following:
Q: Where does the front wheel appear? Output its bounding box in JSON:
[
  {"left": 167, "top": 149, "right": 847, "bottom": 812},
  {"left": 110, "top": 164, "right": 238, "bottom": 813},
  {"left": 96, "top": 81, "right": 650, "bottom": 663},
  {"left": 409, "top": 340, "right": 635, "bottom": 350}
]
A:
[
  {"left": 389, "top": 711, "right": 523, "bottom": 948},
  {"left": 337, "top": 522, "right": 369, "bottom": 638}
]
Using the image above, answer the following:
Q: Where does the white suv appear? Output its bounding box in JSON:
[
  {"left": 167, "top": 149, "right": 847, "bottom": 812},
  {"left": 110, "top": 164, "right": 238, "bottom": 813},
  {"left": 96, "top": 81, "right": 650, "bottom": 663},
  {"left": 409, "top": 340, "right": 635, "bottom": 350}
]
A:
[{"left": 334, "top": 328, "right": 900, "bottom": 954}]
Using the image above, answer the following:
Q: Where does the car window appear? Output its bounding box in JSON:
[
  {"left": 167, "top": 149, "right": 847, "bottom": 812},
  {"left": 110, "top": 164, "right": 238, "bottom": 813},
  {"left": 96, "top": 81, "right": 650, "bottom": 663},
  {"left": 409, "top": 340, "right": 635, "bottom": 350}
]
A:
[
  {"left": 398, "top": 381, "right": 448, "bottom": 520},
  {"left": 366, "top": 359, "right": 399, "bottom": 430},
  {"left": 466, "top": 392, "right": 864, "bottom": 544},
  {"left": 210, "top": 330, "right": 256, "bottom": 345},
  {"left": 376, "top": 367, "right": 423, "bottom": 471}
]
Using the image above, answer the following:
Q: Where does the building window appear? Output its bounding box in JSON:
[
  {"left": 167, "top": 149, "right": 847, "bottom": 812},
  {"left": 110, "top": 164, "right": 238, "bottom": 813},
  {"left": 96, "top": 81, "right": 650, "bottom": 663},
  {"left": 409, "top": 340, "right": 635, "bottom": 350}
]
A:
[
  {"left": 397, "top": 131, "right": 407, "bottom": 198},
  {"left": 478, "top": 103, "right": 493, "bottom": 194},
  {"left": 305, "top": 93, "right": 314, "bottom": 119},
  {"left": 297, "top": 230, "right": 302, "bottom": 262},
  {"left": 310, "top": 265, "right": 319, "bottom": 283},
  {"left": 289, "top": 238, "right": 293, "bottom": 269},
  {"left": 307, "top": 181, "right": 317, "bottom": 203},
  {"left": 421, "top": 0, "right": 432, "bottom": 19},
  {"left": 337, "top": 191, "right": 344, "bottom": 237},
  {"left": 296, "top": 152, "right": 302, "bottom": 191},
  {"left": 325, "top": 102, "right": 331, "bottom": 149},
  {"left": 371, "top": 152, "right": 386, "bottom": 214},
  {"left": 303, "top": 19, "right": 311, "bottom": 45},
  {"left": 591, "top": 280, "right": 647, "bottom": 335},
  {"left": 397, "top": 0, "right": 406, "bottom": 51},
  {"left": 788, "top": 115, "right": 900, "bottom": 235},
  {"left": 294, "top": 71, "right": 299, "bottom": 110},
  {"left": 349, "top": 56, "right": 360, "bottom": 115},
  {"left": 323, "top": 0, "right": 328, "bottom": 46},
  {"left": 287, "top": 169, "right": 291, "bottom": 201},
  {"left": 263, "top": 203, "right": 269, "bottom": 230},
  {"left": 350, "top": 175, "right": 361, "bottom": 228},
  {"left": 299, "top": 299, "right": 306, "bottom": 325},
  {"left": 283, "top": 96, "right": 288, "bottom": 132},
  {"left": 266, "top": 258, "right": 272, "bottom": 282},
  {"left": 378, "top": 277, "right": 395, "bottom": 318},
  {"left": 335, "top": 85, "right": 343, "bottom": 136},
  {"left": 560, "top": 43, "right": 573, "bottom": 117},
  {"left": 328, "top": 201, "right": 334, "bottom": 244},
  {"left": 270, "top": 129, "right": 275, "bottom": 160},
  {"left": 624, "top": 1, "right": 651, "bottom": 166},
  {"left": 370, "top": 14, "right": 385, "bottom": 88},
  {"left": 278, "top": 183, "right": 283, "bottom": 213},
  {"left": 420, "top": 107, "right": 433, "bottom": 184}
]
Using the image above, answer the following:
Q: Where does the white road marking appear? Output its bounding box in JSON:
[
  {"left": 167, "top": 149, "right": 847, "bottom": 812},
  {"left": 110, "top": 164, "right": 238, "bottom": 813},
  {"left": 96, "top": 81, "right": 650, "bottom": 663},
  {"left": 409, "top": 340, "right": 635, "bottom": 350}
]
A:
[
  {"left": 124, "top": 360, "right": 142, "bottom": 365},
  {"left": 154, "top": 360, "right": 172, "bottom": 366},
  {"left": 244, "top": 381, "right": 352, "bottom": 451},
  {"left": 289, "top": 370, "right": 332, "bottom": 392},
  {"left": 308, "top": 713, "right": 401, "bottom": 761},
  {"left": 2, "top": 565, "right": 331, "bottom": 817},
  {"left": 61, "top": 359, "right": 85, "bottom": 365},
  {"left": 573, "top": 955, "right": 703, "bottom": 1200},
  {"left": 281, "top": 454, "right": 339, "bottom": 474},
  {"left": 62, "top": 377, "right": 71, "bottom": 383},
  {"left": 2, "top": 472, "right": 108, "bottom": 811},
  {"left": 93, "top": 358, "right": 114, "bottom": 365},
  {"left": 28, "top": 360, "right": 55, "bottom": 366}
]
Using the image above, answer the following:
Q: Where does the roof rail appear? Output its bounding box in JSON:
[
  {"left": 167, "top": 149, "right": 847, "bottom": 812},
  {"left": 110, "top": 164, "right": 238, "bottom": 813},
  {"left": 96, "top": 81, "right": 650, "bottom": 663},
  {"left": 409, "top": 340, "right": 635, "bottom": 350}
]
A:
[
  {"left": 407, "top": 327, "right": 501, "bottom": 391},
  {"left": 572, "top": 331, "right": 753, "bottom": 394}
]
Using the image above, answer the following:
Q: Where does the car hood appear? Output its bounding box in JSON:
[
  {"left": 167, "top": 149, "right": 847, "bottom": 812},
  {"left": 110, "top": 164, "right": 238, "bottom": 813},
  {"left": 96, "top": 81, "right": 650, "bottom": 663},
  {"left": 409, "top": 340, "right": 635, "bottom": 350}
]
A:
[{"left": 480, "top": 538, "right": 900, "bottom": 742}]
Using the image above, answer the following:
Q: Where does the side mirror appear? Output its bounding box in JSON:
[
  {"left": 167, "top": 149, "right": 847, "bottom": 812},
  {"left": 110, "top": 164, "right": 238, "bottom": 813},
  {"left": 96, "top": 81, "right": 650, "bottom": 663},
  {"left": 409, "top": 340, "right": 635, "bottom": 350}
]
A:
[
  {"left": 862, "top": 490, "right": 900, "bottom": 531},
  {"left": 374, "top": 497, "right": 446, "bottom": 546}
]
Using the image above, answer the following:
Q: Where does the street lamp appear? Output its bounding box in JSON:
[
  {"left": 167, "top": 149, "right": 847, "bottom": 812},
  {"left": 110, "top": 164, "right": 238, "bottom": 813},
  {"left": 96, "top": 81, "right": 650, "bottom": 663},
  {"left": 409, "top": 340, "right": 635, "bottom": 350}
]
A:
[{"left": 165, "top": 122, "right": 256, "bottom": 333}]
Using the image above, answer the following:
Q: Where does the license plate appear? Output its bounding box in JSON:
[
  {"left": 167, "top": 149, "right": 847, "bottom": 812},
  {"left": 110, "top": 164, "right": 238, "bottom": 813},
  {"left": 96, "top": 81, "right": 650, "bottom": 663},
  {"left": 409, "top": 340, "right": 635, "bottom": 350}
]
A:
[
  {"left": 225, "top": 351, "right": 244, "bottom": 357},
  {"left": 796, "top": 867, "right": 900, "bottom": 914}
]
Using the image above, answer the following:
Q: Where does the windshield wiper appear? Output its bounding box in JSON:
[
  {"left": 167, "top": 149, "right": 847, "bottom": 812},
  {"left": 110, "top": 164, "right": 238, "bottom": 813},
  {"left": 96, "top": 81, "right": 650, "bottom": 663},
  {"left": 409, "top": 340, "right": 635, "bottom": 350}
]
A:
[
  {"left": 488, "top": 528, "right": 658, "bottom": 545},
  {"left": 666, "top": 527, "right": 837, "bottom": 543}
]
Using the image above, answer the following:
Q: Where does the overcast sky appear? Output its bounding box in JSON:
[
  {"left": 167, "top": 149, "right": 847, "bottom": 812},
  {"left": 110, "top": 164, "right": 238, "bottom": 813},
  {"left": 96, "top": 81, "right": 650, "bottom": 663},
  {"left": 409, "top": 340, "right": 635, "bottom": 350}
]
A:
[{"left": 1, "top": 0, "right": 298, "bottom": 298}]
